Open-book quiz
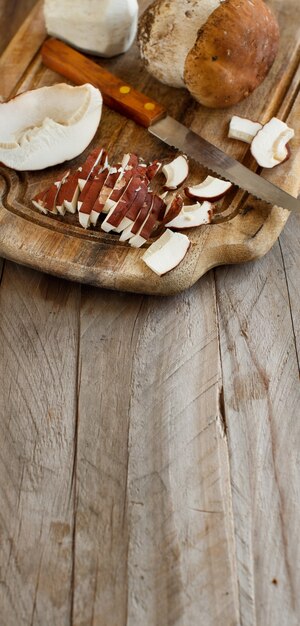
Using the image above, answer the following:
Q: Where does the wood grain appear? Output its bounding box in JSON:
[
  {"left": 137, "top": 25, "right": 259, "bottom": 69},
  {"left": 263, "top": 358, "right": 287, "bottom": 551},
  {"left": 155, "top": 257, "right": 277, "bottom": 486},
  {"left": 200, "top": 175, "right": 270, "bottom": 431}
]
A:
[
  {"left": 214, "top": 63, "right": 300, "bottom": 626},
  {"left": 0, "top": 0, "right": 38, "bottom": 55},
  {"left": 0, "top": 0, "right": 299, "bottom": 294},
  {"left": 72, "top": 280, "right": 239, "bottom": 625},
  {"left": 0, "top": 263, "right": 80, "bottom": 625}
]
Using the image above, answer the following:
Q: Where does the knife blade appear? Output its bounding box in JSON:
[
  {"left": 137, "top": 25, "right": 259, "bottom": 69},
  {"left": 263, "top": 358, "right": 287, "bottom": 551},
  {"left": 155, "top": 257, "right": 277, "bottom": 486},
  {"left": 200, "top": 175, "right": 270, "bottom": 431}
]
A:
[{"left": 41, "top": 38, "right": 300, "bottom": 214}]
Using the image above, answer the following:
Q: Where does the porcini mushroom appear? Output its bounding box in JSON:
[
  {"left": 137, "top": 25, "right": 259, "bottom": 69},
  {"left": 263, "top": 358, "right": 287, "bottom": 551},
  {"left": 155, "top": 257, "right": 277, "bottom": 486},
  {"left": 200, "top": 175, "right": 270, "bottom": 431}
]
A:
[
  {"left": 162, "top": 155, "right": 189, "bottom": 190},
  {"left": 185, "top": 176, "right": 232, "bottom": 201},
  {"left": 228, "top": 116, "right": 263, "bottom": 143},
  {"left": 142, "top": 229, "right": 190, "bottom": 276},
  {"left": 0, "top": 83, "right": 102, "bottom": 170},
  {"left": 165, "top": 201, "right": 213, "bottom": 229},
  {"left": 138, "top": 0, "right": 279, "bottom": 108},
  {"left": 250, "top": 117, "right": 294, "bottom": 168},
  {"left": 44, "top": 0, "right": 139, "bottom": 58}
]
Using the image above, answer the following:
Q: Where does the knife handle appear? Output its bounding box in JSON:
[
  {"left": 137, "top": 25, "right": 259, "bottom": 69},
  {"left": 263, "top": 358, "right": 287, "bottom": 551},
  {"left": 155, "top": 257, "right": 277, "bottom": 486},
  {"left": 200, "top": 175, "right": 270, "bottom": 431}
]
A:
[{"left": 41, "top": 38, "right": 167, "bottom": 128}]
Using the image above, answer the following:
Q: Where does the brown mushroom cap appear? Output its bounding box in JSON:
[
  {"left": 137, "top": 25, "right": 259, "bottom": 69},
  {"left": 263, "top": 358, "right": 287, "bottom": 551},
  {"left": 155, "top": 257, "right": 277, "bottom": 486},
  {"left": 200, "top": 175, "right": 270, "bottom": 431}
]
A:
[
  {"left": 184, "top": 0, "right": 280, "bottom": 108},
  {"left": 138, "top": 0, "right": 222, "bottom": 88}
]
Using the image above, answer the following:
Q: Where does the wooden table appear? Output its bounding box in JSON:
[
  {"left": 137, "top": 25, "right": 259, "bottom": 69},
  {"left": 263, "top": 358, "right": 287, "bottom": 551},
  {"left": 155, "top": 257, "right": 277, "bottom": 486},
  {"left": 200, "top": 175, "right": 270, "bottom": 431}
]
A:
[{"left": 1, "top": 2, "right": 300, "bottom": 625}]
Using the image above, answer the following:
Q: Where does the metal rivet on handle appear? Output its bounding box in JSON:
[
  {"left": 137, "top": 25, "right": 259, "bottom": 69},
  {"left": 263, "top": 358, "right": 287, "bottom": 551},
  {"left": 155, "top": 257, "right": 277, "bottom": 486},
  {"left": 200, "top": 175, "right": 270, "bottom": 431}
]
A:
[
  {"left": 144, "top": 102, "right": 155, "bottom": 111},
  {"left": 119, "top": 86, "right": 131, "bottom": 94}
]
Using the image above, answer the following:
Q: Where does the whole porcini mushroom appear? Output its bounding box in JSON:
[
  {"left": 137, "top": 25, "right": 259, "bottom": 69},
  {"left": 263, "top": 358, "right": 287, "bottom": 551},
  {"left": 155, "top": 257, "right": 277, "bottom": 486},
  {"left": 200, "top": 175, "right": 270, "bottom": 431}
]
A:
[{"left": 138, "top": 0, "right": 280, "bottom": 108}]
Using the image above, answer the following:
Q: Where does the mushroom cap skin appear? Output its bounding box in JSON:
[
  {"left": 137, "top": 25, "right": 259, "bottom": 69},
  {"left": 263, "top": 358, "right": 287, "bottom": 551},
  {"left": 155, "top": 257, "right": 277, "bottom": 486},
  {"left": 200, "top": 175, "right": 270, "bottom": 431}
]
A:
[
  {"left": 138, "top": 0, "right": 221, "bottom": 88},
  {"left": 0, "top": 83, "right": 102, "bottom": 171},
  {"left": 184, "top": 0, "right": 280, "bottom": 108}
]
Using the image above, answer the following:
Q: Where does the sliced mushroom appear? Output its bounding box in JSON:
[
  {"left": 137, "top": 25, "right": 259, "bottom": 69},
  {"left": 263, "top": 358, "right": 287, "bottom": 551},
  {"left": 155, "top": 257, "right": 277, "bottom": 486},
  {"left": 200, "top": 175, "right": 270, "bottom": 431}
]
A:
[
  {"left": 228, "top": 115, "right": 263, "bottom": 143},
  {"left": 115, "top": 183, "right": 148, "bottom": 234},
  {"left": 250, "top": 117, "right": 294, "bottom": 168},
  {"left": 0, "top": 83, "right": 102, "bottom": 170},
  {"left": 165, "top": 201, "right": 213, "bottom": 229},
  {"left": 129, "top": 194, "right": 166, "bottom": 247},
  {"left": 101, "top": 175, "right": 144, "bottom": 232},
  {"left": 78, "top": 177, "right": 106, "bottom": 228},
  {"left": 185, "top": 176, "right": 232, "bottom": 201},
  {"left": 142, "top": 229, "right": 190, "bottom": 276},
  {"left": 119, "top": 192, "right": 152, "bottom": 241},
  {"left": 162, "top": 155, "right": 189, "bottom": 190},
  {"left": 139, "top": 0, "right": 279, "bottom": 108}
]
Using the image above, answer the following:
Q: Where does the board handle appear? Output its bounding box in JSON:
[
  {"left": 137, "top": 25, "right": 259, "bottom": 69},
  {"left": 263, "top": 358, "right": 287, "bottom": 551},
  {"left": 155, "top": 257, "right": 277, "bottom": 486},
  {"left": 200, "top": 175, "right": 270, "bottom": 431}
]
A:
[{"left": 41, "top": 38, "right": 167, "bottom": 129}]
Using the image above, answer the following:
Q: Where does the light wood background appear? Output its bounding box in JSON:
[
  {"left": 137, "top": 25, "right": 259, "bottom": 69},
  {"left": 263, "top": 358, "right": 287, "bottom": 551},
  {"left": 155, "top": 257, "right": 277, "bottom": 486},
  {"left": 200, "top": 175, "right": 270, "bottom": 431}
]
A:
[{"left": 0, "top": 1, "right": 300, "bottom": 625}]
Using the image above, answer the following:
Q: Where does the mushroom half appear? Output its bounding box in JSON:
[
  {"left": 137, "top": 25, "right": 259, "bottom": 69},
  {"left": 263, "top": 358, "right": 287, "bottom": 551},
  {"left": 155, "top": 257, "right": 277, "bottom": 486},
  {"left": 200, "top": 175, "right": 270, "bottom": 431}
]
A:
[
  {"left": 0, "top": 83, "right": 103, "bottom": 170},
  {"left": 250, "top": 117, "right": 294, "bottom": 168}
]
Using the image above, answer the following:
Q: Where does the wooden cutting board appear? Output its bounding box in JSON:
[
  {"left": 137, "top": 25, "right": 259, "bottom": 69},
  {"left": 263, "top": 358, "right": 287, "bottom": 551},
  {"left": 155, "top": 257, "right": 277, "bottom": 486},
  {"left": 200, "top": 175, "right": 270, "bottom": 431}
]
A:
[{"left": 0, "top": 0, "right": 299, "bottom": 295}]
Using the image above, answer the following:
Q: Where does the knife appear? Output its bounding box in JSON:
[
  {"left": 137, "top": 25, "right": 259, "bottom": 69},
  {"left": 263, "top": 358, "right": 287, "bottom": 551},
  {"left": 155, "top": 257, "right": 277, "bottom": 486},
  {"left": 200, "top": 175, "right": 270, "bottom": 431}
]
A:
[{"left": 41, "top": 38, "right": 300, "bottom": 214}]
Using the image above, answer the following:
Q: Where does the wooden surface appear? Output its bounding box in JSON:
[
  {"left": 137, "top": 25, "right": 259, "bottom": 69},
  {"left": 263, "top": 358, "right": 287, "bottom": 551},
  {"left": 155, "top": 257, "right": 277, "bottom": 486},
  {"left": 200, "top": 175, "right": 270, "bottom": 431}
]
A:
[
  {"left": 0, "top": 2, "right": 300, "bottom": 294},
  {"left": 0, "top": 2, "right": 300, "bottom": 625}
]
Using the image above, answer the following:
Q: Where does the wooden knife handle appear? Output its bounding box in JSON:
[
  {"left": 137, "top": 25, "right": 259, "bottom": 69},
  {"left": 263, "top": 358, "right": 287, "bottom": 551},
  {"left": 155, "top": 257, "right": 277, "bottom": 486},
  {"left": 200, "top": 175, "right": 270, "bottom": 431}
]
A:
[{"left": 41, "top": 38, "right": 167, "bottom": 128}]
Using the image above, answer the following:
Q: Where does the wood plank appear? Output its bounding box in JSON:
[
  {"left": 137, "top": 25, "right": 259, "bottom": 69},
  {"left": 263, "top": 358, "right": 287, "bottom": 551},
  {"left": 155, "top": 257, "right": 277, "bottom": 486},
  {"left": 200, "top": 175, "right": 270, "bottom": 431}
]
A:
[
  {"left": 0, "top": 0, "right": 38, "bottom": 55},
  {"left": 215, "top": 67, "right": 300, "bottom": 626},
  {"left": 0, "top": 1, "right": 45, "bottom": 100},
  {"left": 72, "top": 280, "right": 239, "bottom": 625},
  {"left": 0, "top": 263, "right": 80, "bottom": 625}
]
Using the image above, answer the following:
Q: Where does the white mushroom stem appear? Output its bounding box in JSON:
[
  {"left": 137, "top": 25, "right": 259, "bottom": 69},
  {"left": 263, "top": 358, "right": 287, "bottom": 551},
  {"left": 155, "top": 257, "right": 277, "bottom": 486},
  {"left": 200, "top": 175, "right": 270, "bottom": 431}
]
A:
[
  {"left": 142, "top": 229, "right": 190, "bottom": 276},
  {"left": 251, "top": 117, "right": 294, "bottom": 168},
  {"left": 162, "top": 155, "right": 189, "bottom": 189},
  {"left": 44, "top": 0, "right": 138, "bottom": 58},
  {"left": 228, "top": 115, "right": 263, "bottom": 143}
]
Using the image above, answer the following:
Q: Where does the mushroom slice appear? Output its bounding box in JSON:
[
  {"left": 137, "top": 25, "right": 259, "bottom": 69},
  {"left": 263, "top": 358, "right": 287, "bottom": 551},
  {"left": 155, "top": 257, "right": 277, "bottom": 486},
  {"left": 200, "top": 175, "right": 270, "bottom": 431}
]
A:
[
  {"left": 32, "top": 170, "right": 69, "bottom": 214},
  {"left": 142, "top": 229, "right": 190, "bottom": 276},
  {"left": 63, "top": 147, "right": 106, "bottom": 214},
  {"left": 251, "top": 117, "right": 294, "bottom": 168},
  {"left": 228, "top": 116, "right": 263, "bottom": 143},
  {"left": 119, "top": 192, "right": 152, "bottom": 241},
  {"left": 129, "top": 194, "right": 166, "bottom": 248},
  {"left": 101, "top": 175, "right": 144, "bottom": 233},
  {"left": 185, "top": 176, "right": 232, "bottom": 201},
  {"left": 116, "top": 183, "right": 149, "bottom": 235},
  {"left": 78, "top": 176, "right": 107, "bottom": 228},
  {"left": 162, "top": 155, "right": 189, "bottom": 190},
  {"left": 0, "top": 83, "right": 102, "bottom": 171},
  {"left": 146, "top": 160, "right": 162, "bottom": 181},
  {"left": 165, "top": 201, "right": 213, "bottom": 229}
]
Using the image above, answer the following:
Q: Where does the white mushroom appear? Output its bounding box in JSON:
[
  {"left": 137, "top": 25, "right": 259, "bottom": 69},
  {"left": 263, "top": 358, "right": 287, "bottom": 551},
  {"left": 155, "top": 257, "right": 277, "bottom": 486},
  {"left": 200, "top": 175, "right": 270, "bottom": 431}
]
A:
[
  {"left": 44, "top": 0, "right": 138, "bottom": 58},
  {"left": 228, "top": 115, "right": 263, "bottom": 143},
  {"left": 185, "top": 176, "right": 232, "bottom": 201},
  {"left": 0, "top": 83, "right": 102, "bottom": 170},
  {"left": 250, "top": 117, "right": 294, "bottom": 168},
  {"left": 162, "top": 155, "right": 189, "bottom": 190},
  {"left": 142, "top": 229, "right": 190, "bottom": 276},
  {"left": 165, "top": 201, "right": 213, "bottom": 229}
]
